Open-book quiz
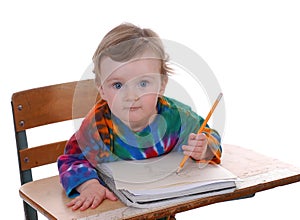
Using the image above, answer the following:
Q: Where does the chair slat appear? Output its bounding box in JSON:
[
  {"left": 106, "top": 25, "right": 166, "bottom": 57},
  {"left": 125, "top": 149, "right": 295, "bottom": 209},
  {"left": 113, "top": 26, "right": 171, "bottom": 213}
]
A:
[
  {"left": 19, "top": 141, "right": 67, "bottom": 171},
  {"left": 12, "top": 79, "right": 100, "bottom": 132}
]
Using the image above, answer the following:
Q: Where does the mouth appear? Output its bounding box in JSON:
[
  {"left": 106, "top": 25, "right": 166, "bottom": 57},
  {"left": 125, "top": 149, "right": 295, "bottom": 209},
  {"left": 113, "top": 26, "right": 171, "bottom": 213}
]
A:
[
  {"left": 129, "top": 106, "right": 141, "bottom": 111},
  {"left": 124, "top": 106, "right": 141, "bottom": 111}
]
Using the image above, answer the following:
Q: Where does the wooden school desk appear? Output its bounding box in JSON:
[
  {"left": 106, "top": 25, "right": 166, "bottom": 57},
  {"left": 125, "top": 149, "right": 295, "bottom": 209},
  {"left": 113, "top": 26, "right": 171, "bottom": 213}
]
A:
[{"left": 19, "top": 144, "right": 300, "bottom": 220}]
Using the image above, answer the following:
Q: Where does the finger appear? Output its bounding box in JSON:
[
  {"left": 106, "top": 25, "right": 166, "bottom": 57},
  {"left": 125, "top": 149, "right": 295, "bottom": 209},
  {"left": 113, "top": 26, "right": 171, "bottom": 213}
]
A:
[
  {"left": 183, "top": 142, "right": 205, "bottom": 152},
  {"left": 80, "top": 197, "right": 94, "bottom": 211},
  {"left": 195, "top": 133, "right": 207, "bottom": 140},
  {"left": 183, "top": 149, "right": 192, "bottom": 157},
  {"left": 189, "top": 133, "right": 197, "bottom": 140},
  {"left": 183, "top": 145, "right": 206, "bottom": 160},
  {"left": 182, "top": 146, "right": 203, "bottom": 158},
  {"left": 182, "top": 145, "right": 196, "bottom": 152},
  {"left": 189, "top": 137, "right": 207, "bottom": 147},
  {"left": 105, "top": 189, "right": 118, "bottom": 201},
  {"left": 182, "top": 144, "right": 192, "bottom": 152},
  {"left": 183, "top": 150, "right": 203, "bottom": 159},
  {"left": 188, "top": 140, "right": 206, "bottom": 148},
  {"left": 66, "top": 198, "right": 77, "bottom": 207},
  {"left": 90, "top": 196, "right": 103, "bottom": 209},
  {"left": 183, "top": 144, "right": 202, "bottom": 153},
  {"left": 71, "top": 199, "right": 84, "bottom": 211}
]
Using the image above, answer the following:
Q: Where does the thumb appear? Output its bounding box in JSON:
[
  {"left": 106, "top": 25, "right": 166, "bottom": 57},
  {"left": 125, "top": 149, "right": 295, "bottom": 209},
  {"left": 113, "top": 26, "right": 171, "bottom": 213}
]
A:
[
  {"left": 105, "top": 188, "right": 118, "bottom": 201},
  {"left": 189, "top": 133, "right": 197, "bottom": 140}
]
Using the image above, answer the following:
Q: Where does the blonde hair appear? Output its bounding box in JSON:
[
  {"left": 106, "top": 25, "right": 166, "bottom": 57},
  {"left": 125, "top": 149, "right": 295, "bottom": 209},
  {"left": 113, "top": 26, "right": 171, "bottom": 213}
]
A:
[{"left": 92, "top": 23, "right": 172, "bottom": 86}]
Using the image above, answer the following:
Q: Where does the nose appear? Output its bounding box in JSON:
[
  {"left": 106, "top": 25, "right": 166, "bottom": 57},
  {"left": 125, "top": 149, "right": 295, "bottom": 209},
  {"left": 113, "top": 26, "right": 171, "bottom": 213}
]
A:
[{"left": 123, "top": 85, "right": 139, "bottom": 101}]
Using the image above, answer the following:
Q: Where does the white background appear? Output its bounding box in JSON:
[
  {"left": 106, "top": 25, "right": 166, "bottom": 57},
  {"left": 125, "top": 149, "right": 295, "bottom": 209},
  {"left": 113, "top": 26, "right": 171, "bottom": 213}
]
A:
[{"left": 1, "top": 1, "right": 299, "bottom": 219}]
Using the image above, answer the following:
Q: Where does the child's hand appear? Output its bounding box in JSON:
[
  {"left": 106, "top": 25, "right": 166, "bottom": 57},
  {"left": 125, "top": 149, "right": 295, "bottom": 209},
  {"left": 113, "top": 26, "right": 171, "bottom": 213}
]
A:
[
  {"left": 67, "top": 179, "right": 117, "bottom": 211},
  {"left": 182, "top": 133, "right": 208, "bottom": 161}
]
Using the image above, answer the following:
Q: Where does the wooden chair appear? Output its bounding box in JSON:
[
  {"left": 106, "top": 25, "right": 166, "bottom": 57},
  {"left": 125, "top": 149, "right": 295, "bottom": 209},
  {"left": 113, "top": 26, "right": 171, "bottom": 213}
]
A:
[{"left": 12, "top": 79, "right": 100, "bottom": 220}]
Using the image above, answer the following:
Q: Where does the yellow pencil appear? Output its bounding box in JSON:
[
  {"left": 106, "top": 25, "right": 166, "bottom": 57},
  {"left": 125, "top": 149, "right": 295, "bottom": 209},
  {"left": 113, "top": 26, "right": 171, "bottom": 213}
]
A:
[{"left": 176, "top": 92, "right": 223, "bottom": 174}]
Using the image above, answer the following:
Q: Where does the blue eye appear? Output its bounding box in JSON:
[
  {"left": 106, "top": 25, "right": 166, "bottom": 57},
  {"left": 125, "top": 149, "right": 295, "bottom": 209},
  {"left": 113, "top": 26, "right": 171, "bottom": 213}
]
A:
[
  {"left": 112, "top": 82, "right": 122, "bottom": 89},
  {"left": 139, "top": 80, "right": 149, "bottom": 88}
]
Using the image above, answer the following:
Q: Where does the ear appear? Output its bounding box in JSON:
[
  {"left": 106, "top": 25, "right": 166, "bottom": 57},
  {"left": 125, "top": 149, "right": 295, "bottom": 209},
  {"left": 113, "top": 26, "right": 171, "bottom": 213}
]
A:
[
  {"left": 98, "top": 85, "right": 107, "bottom": 101},
  {"left": 159, "top": 75, "right": 168, "bottom": 96}
]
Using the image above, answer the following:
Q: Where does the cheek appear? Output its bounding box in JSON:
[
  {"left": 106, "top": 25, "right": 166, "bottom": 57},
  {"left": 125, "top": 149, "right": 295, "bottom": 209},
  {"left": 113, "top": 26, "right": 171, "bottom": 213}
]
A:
[
  {"left": 107, "top": 92, "right": 128, "bottom": 113},
  {"left": 100, "top": 86, "right": 118, "bottom": 102},
  {"left": 141, "top": 94, "right": 159, "bottom": 106},
  {"left": 106, "top": 94, "right": 120, "bottom": 108}
]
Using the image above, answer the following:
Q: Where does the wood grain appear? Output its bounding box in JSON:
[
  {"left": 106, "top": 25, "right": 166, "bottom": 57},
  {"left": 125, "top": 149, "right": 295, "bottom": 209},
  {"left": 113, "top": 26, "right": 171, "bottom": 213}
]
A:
[
  {"left": 19, "top": 141, "right": 67, "bottom": 171},
  {"left": 12, "top": 79, "right": 100, "bottom": 132}
]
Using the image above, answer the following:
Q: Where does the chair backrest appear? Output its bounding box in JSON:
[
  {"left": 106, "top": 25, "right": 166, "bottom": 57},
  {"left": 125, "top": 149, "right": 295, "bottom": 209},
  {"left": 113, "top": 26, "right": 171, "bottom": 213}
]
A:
[
  {"left": 12, "top": 79, "right": 100, "bottom": 219},
  {"left": 12, "top": 79, "right": 100, "bottom": 184}
]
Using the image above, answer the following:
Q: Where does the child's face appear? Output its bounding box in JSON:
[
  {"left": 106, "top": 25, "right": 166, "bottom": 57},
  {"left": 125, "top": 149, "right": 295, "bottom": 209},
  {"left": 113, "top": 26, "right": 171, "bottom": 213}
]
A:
[{"left": 99, "top": 55, "right": 167, "bottom": 132}]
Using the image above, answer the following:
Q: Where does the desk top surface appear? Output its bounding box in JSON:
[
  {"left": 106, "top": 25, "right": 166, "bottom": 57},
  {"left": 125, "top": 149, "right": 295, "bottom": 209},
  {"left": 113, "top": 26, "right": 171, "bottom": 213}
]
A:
[{"left": 19, "top": 144, "right": 300, "bottom": 220}]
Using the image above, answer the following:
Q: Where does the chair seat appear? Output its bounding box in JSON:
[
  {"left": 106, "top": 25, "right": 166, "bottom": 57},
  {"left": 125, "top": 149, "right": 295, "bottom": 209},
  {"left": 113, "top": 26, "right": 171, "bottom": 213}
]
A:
[{"left": 19, "top": 175, "right": 125, "bottom": 219}]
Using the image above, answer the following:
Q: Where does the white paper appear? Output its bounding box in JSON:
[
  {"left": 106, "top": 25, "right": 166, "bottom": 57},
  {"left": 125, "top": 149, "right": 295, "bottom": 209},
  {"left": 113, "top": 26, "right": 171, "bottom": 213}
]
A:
[{"left": 100, "top": 152, "right": 237, "bottom": 193}]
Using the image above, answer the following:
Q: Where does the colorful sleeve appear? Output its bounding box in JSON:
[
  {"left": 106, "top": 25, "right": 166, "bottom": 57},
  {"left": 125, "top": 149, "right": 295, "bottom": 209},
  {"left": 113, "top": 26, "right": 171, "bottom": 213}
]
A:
[{"left": 57, "top": 134, "right": 101, "bottom": 198}]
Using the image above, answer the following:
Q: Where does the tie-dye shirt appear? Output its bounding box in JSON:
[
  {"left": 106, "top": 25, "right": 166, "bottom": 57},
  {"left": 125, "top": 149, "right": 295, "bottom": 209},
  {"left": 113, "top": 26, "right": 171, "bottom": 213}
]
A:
[{"left": 57, "top": 96, "right": 222, "bottom": 198}]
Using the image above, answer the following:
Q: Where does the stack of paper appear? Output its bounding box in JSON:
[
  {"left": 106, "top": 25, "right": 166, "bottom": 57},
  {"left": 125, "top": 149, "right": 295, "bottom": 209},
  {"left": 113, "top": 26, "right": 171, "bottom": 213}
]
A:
[{"left": 97, "top": 152, "right": 238, "bottom": 208}]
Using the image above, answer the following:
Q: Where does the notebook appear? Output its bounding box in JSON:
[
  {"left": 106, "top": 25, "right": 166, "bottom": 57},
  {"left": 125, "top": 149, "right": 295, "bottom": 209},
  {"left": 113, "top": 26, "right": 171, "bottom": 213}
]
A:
[{"left": 97, "top": 152, "right": 238, "bottom": 208}]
